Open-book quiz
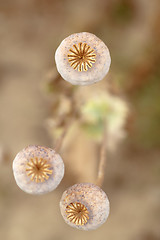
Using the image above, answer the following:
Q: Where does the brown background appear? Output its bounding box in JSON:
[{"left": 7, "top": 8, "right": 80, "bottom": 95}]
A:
[{"left": 0, "top": 0, "right": 160, "bottom": 240}]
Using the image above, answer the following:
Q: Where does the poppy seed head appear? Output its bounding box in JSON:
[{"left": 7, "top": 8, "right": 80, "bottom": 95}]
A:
[
  {"left": 60, "top": 183, "right": 110, "bottom": 230},
  {"left": 12, "top": 145, "right": 64, "bottom": 195},
  {"left": 55, "top": 32, "right": 111, "bottom": 86}
]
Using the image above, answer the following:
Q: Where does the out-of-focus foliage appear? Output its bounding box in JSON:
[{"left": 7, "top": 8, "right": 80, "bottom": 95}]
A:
[{"left": 80, "top": 92, "right": 128, "bottom": 151}]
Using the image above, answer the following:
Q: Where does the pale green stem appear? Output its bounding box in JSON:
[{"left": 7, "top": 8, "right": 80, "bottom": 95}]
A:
[{"left": 96, "top": 123, "right": 107, "bottom": 187}]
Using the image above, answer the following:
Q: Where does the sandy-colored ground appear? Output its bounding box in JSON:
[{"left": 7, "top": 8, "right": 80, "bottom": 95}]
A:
[{"left": 0, "top": 1, "right": 160, "bottom": 240}]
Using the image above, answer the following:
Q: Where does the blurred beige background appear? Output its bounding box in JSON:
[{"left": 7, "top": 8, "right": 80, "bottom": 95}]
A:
[{"left": 0, "top": 0, "right": 160, "bottom": 240}]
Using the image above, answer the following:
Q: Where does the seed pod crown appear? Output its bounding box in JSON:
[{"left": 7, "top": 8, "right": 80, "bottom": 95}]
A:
[
  {"left": 12, "top": 145, "right": 64, "bottom": 195},
  {"left": 60, "top": 183, "right": 110, "bottom": 230},
  {"left": 55, "top": 32, "right": 111, "bottom": 86}
]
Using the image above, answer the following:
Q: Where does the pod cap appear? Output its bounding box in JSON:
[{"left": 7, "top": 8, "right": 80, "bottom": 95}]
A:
[
  {"left": 60, "top": 183, "right": 110, "bottom": 230},
  {"left": 55, "top": 32, "right": 111, "bottom": 86},
  {"left": 12, "top": 145, "right": 64, "bottom": 195}
]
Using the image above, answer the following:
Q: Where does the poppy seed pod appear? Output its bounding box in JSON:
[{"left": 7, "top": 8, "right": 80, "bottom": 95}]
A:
[
  {"left": 60, "top": 183, "right": 110, "bottom": 230},
  {"left": 12, "top": 145, "right": 64, "bottom": 195},
  {"left": 55, "top": 32, "right": 111, "bottom": 86}
]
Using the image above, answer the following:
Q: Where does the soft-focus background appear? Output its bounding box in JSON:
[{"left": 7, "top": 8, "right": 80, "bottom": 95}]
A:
[{"left": 0, "top": 0, "right": 160, "bottom": 239}]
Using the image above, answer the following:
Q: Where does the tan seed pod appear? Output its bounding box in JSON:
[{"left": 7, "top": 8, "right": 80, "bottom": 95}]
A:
[
  {"left": 60, "top": 183, "right": 110, "bottom": 230},
  {"left": 12, "top": 145, "right": 64, "bottom": 195},
  {"left": 55, "top": 32, "right": 111, "bottom": 86}
]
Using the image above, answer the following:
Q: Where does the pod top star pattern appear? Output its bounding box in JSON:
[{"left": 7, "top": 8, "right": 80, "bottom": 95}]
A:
[
  {"left": 66, "top": 202, "right": 89, "bottom": 226},
  {"left": 26, "top": 157, "right": 53, "bottom": 183},
  {"left": 68, "top": 42, "right": 96, "bottom": 72}
]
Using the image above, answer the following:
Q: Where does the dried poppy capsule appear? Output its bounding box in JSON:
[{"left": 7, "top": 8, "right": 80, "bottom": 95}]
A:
[
  {"left": 12, "top": 145, "right": 64, "bottom": 195},
  {"left": 55, "top": 32, "right": 111, "bottom": 86},
  {"left": 60, "top": 183, "right": 110, "bottom": 230}
]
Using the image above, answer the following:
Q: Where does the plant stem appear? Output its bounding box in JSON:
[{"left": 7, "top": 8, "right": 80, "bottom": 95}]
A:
[
  {"left": 96, "top": 123, "right": 107, "bottom": 187},
  {"left": 54, "top": 119, "right": 72, "bottom": 152}
]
